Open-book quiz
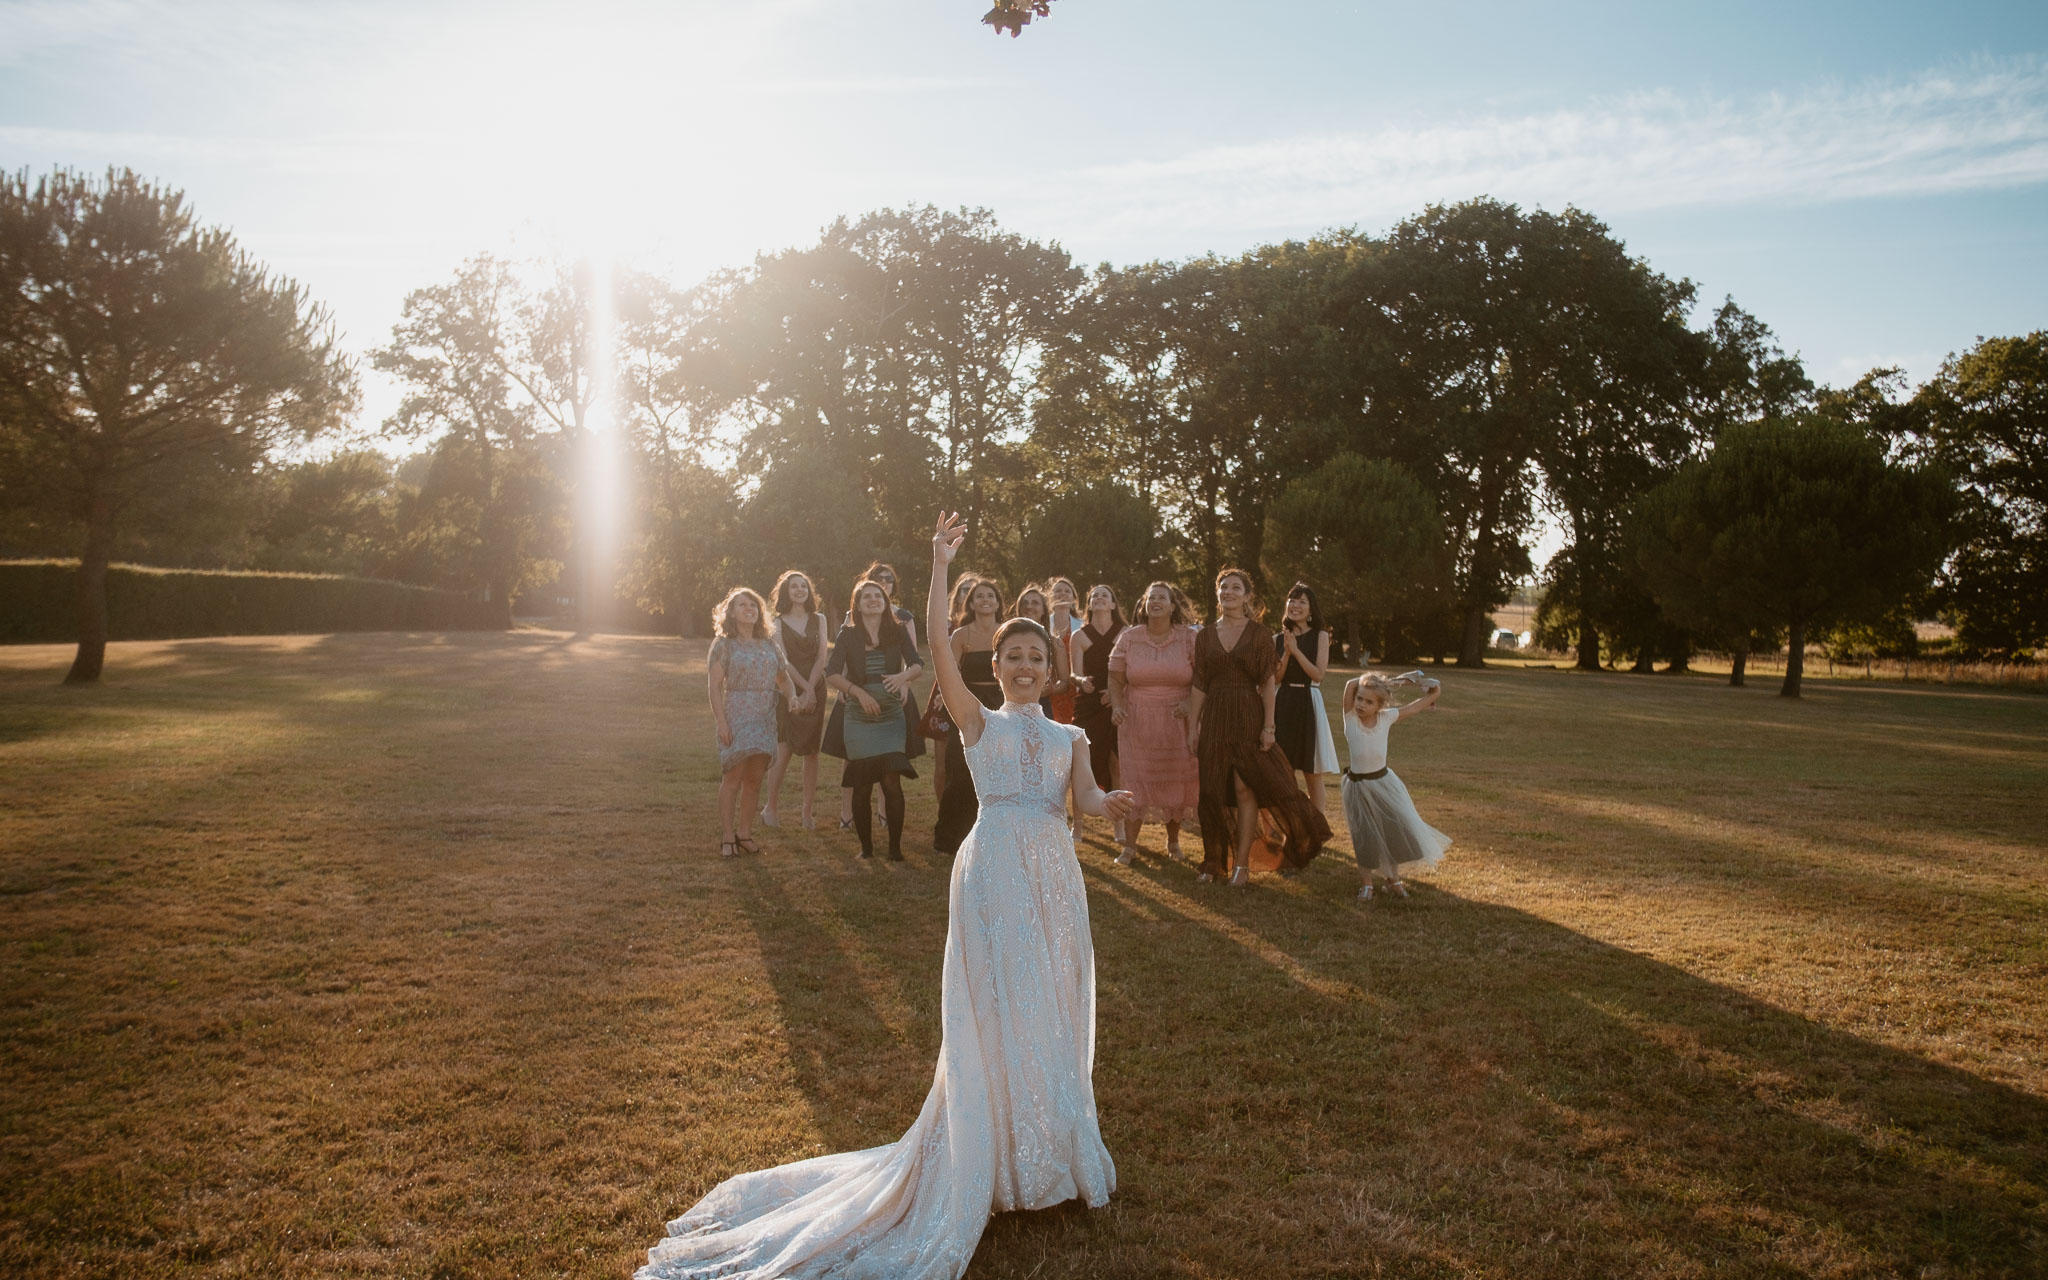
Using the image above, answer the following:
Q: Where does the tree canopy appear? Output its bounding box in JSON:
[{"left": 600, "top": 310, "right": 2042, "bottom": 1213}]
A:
[
  {"left": 0, "top": 167, "right": 357, "bottom": 681},
  {"left": 1632, "top": 416, "right": 1954, "bottom": 696}
]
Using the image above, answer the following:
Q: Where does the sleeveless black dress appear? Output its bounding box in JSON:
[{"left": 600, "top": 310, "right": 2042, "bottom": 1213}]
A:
[
  {"left": 1072, "top": 621, "right": 1122, "bottom": 789},
  {"left": 1272, "top": 629, "right": 1319, "bottom": 774},
  {"left": 776, "top": 614, "right": 826, "bottom": 755}
]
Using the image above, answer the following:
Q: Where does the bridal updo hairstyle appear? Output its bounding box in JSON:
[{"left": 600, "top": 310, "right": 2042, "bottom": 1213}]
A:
[{"left": 992, "top": 615, "right": 1054, "bottom": 662}]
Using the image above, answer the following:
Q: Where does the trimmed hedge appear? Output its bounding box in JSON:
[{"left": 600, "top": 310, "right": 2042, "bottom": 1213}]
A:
[{"left": 0, "top": 560, "right": 503, "bottom": 644}]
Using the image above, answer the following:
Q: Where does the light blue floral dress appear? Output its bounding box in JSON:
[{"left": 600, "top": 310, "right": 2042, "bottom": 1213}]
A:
[{"left": 711, "top": 636, "right": 780, "bottom": 772}]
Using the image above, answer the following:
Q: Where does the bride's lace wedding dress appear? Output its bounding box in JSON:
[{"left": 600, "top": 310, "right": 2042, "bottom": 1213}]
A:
[{"left": 640, "top": 702, "right": 1115, "bottom": 1280}]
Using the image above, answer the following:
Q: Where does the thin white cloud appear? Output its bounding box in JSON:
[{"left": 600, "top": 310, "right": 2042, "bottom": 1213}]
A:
[{"left": 1040, "top": 58, "right": 2048, "bottom": 241}]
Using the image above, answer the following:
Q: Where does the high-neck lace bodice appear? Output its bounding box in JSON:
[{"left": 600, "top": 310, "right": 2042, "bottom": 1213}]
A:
[{"left": 965, "top": 703, "right": 1073, "bottom": 821}]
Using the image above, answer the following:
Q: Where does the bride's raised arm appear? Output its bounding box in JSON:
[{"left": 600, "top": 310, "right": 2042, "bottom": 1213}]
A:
[{"left": 928, "top": 512, "right": 988, "bottom": 749}]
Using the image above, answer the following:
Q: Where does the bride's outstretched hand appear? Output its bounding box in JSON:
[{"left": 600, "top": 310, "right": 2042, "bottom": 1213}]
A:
[{"left": 933, "top": 511, "right": 967, "bottom": 564}]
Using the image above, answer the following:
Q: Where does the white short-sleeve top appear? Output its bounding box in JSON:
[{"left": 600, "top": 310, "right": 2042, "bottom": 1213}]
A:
[{"left": 1342, "top": 705, "right": 1397, "bottom": 774}]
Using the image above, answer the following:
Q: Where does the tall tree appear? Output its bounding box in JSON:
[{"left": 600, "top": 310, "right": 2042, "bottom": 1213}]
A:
[
  {"left": 1900, "top": 333, "right": 2048, "bottom": 657},
  {"left": 700, "top": 206, "right": 1077, "bottom": 573},
  {"left": 616, "top": 269, "right": 728, "bottom": 630},
  {"left": 372, "top": 254, "right": 549, "bottom": 625},
  {"left": 1359, "top": 201, "right": 1576, "bottom": 666},
  {"left": 0, "top": 168, "right": 356, "bottom": 682},
  {"left": 1523, "top": 218, "right": 1705, "bottom": 671},
  {"left": 1632, "top": 416, "right": 1954, "bottom": 697},
  {"left": 1262, "top": 453, "right": 1450, "bottom": 661}
]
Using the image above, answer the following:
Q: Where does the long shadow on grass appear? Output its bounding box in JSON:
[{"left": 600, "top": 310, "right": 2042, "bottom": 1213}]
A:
[
  {"left": 724, "top": 842, "right": 2046, "bottom": 1277},
  {"left": 1093, "top": 861, "right": 2044, "bottom": 1277}
]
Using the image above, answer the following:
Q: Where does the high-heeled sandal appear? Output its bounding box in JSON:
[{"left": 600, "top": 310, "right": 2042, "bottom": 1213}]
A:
[
  {"left": 1385, "top": 879, "right": 1409, "bottom": 899},
  {"left": 1357, "top": 884, "right": 1374, "bottom": 901},
  {"left": 1230, "top": 866, "right": 1250, "bottom": 889},
  {"left": 735, "top": 836, "right": 762, "bottom": 857},
  {"left": 1197, "top": 872, "right": 1215, "bottom": 883},
  {"left": 719, "top": 841, "right": 738, "bottom": 859}
]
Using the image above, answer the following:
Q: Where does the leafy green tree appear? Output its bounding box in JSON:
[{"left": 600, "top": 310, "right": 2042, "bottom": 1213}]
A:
[
  {"left": 373, "top": 254, "right": 553, "bottom": 626},
  {"left": 1263, "top": 453, "right": 1450, "bottom": 662},
  {"left": 699, "top": 207, "right": 1077, "bottom": 573},
  {"left": 1900, "top": 333, "right": 2048, "bottom": 657},
  {"left": 1353, "top": 201, "right": 1611, "bottom": 666},
  {"left": 1695, "top": 300, "right": 1816, "bottom": 434},
  {"left": 249, "top": 451, "right": 399, "bottom": 576},
  {"left": 616, "top": 269, "right": 731, "bottom": 632},
  {"left": 1633, "top": 416, "right": 1954, "bottom": 697},
  {"left": 0, "top": 168, "right": 356, "bottom": 682},
  {"left": 1016, "top": 482, "right": 1164, "bottom": 599}
]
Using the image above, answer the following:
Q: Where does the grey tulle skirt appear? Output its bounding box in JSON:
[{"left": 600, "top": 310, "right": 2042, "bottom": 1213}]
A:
[{"left": 1342, "top": 768, "right": 1451, "bottom": 876}]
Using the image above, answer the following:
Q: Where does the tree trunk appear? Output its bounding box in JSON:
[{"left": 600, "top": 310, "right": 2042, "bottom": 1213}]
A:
[
  {"left": 1729, "top": 641, "right": 1748, "bottom": 687},
  {"left": 1347, "top": 614, "right": 1365, "bottom": 667},
  {"left": 1666, "top": 634, "right": 1692, "bottom": 675},
  {"left": 486, "top": 577, "right": 516, "bottom": 630},
  {"left": 1575, "top": 616, "right": 1602, "bottom": 671},
  {"left": 64, "top": 502, "right": 114, "bottom": 685},
  {"left": 1629, "top": 649, "right": 1655, "bottom": 674},
  {"left": 1780, "top": 621, "right": 1805, "bottom": 698},
  {"left": 1458, "top": 607, "right": 1490, "bottom": 668}
]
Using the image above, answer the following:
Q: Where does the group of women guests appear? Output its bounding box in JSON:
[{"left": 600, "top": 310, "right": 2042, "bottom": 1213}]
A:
[{"left": 705, "top": 554, "right": 1452, "bottom": 896}]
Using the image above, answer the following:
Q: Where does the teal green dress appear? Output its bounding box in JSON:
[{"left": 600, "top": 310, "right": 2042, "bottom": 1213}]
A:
[{"left": 825, "top": 624, "right": 922, "bottom": 786}]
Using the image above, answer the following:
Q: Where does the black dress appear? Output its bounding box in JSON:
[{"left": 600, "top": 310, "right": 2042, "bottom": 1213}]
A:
[
  {"left": 1072, "top": 620, "right": 1122, "bottom": 790},
  {"left": 1271, "top": 629, "right": 1321, "bottom": 774},
  {"left": 776, "top": 614, "right": 826, "bottom": 755},
  {"left": 933, "top": 648, "right": 1004, "bottom": 854}
]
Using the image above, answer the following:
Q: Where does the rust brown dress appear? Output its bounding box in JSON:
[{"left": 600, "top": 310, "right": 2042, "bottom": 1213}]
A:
[{"left": 1192, "top": 620, "right": 1333, "bottom": 877}]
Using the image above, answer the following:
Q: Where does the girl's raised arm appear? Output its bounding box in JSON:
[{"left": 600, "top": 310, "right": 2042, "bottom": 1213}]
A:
[
  {"left": 1396, "top": 680, "right": 1441, "bottom": 721},
  {"left": 928, "top": 512, "right": 987, "bottom": 748}
]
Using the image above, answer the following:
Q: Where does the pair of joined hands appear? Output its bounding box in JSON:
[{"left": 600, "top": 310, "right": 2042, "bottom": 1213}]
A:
[{"left": 849, "top": 669, "right": 916, "bottom": 717}]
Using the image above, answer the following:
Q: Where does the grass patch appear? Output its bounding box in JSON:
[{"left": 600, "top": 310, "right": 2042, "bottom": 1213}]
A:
[{"left": 2, "top": 631, "right": 2044, "bottom": 1278}]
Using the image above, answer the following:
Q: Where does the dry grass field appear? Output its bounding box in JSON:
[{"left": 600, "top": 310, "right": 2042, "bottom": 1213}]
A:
[{"left": 2, "top": 631, "right": 2044, "bottom": 1279}]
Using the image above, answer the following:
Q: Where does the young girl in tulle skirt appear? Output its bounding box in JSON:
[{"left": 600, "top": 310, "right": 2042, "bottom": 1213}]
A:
[{"left": 1340, "top": 672, "right": 1451, "bottom": 901}]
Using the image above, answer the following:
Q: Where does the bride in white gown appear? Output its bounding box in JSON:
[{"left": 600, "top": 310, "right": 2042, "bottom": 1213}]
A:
[{"left": 640, "top": 512, "right": 1135, "bottom": 1280}]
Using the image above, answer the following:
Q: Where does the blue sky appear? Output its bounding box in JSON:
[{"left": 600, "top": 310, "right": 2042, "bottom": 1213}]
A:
[{"left": 4, "top": 0, "right": 2046, "bottom": 417}]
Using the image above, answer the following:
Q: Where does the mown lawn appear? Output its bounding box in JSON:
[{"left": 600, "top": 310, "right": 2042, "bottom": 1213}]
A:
[{"left": 2, "top": 631, "right": 2044, "bottom": 1279}]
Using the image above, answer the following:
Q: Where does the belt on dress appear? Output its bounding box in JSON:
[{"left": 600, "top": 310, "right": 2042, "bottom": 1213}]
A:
[
  {"left": 1343, "top": 766, "right": 1389, "bottom": 782},
  {"left": 978, "top": 795, "right": 1069, "bottom": 820}
]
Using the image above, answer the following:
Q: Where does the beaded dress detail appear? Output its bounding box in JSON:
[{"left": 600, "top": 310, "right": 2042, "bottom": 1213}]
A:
[{"left": 639, "top": 702, "right": 1114, "bottom": 1280}]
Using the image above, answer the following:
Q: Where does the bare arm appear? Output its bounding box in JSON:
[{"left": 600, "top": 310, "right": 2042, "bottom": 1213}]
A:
[
  {"left": 1395, "top": 681, "right": 1441, "bottom": 720},
  {"left": 928, "top": 512, "right": 987, "bottom": 748},
  {"left": 1259, "top": 674, "right": 1279, "bottom": 746},
  {"left": 1070, "top": 629, "right": 1094, "bottom": 693},
  {"left": 1069, "top": 734, "right": 1134, "bottom": 820},
  {"left": 707, "top": 643, "right": 732, "bottom": 746},
  {"left": 1295, "top": 631, "right": 1329, "bottom": 684},
  {"left": 1185, "top": 685, "right": 1206, "bottom": 754}
]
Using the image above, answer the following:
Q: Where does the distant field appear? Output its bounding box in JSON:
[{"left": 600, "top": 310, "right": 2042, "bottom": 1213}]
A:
[{"left": 3, "top": 632, "right": 2044, "bottom": 1278}]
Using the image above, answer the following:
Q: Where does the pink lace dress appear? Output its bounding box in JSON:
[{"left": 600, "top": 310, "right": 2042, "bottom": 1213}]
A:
[{"left": 1106, "top": 624, "right": 1200, "bottom": 823}]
